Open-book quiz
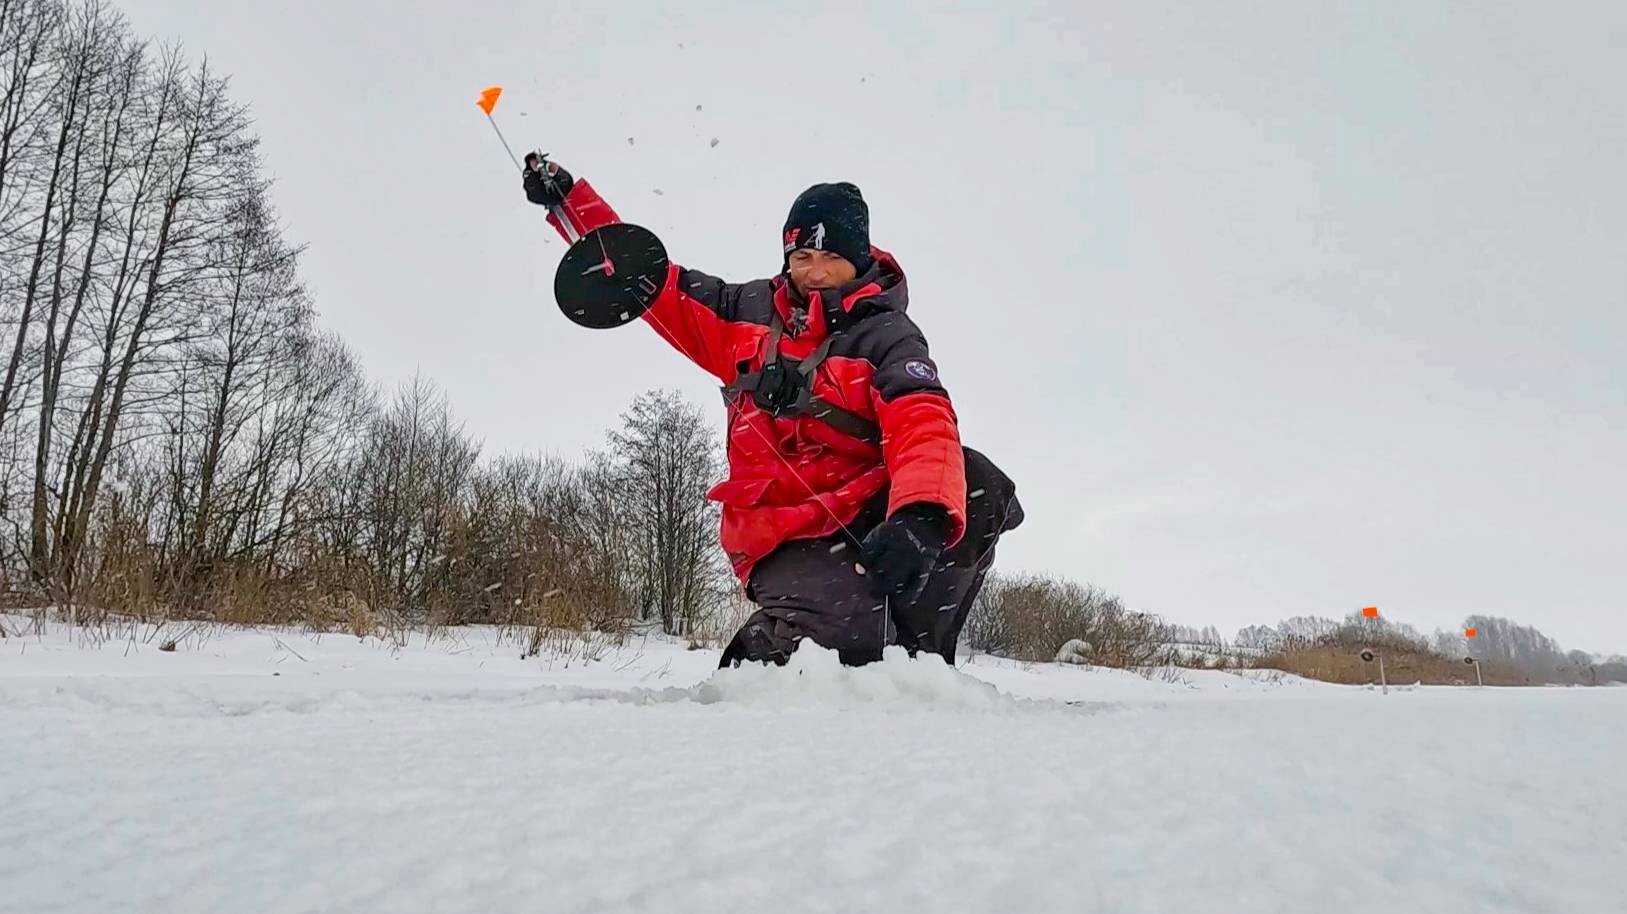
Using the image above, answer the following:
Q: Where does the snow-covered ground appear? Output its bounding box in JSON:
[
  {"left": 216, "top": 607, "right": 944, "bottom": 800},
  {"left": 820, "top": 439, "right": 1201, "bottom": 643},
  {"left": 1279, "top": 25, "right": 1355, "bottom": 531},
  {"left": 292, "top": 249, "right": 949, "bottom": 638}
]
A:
[{"left": 3, "top": 617, "right": 1622, "bottom": 914}]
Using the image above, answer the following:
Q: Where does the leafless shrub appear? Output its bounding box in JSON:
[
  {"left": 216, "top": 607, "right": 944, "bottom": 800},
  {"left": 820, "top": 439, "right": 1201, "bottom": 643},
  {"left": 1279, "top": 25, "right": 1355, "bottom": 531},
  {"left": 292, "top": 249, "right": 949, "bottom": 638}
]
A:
[
  {"left": 1135, "top": 665, "right": 1190, "bottom": 685},
  {"left": 965, "top": 572, "right": 1174, "bottom": 666}
]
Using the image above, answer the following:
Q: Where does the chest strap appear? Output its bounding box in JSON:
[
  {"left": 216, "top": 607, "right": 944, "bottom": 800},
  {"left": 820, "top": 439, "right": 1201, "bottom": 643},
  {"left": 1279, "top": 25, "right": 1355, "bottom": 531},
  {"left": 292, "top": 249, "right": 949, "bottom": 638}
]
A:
[{"left": 719, "top": 316, "right": 882, "bottom": 446}]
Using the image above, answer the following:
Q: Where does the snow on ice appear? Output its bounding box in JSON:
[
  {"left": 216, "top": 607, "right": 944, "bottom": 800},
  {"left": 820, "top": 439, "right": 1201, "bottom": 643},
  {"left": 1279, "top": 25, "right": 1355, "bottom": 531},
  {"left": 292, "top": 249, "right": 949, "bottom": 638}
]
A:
[{"left": 2, "top": 616, "right": 1622, "bottom": 913}]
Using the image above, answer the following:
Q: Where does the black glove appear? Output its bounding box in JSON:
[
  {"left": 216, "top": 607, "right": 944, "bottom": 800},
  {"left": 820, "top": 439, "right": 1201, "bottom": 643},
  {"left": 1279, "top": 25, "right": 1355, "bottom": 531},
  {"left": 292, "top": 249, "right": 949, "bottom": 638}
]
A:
[
  {"left": 522, "top": 153, "right": 574, "bottom": 206},
  {"left": 858, "top": 503, "right": 950, "bottom": 600}
]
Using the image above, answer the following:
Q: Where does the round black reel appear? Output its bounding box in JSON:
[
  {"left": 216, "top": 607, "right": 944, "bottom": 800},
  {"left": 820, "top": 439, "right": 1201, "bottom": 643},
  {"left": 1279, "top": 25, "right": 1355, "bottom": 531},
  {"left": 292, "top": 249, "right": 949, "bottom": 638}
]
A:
[{"left": 553, "top": 223, "right": 669, "bottom": 329}]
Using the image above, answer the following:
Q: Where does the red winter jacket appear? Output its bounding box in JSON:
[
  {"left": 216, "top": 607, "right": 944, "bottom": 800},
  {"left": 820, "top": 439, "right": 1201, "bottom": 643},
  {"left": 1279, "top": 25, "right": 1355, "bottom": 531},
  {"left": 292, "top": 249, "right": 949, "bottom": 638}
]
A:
[{"left": 546, "top": 180, "right": 967, "bottom": 582}]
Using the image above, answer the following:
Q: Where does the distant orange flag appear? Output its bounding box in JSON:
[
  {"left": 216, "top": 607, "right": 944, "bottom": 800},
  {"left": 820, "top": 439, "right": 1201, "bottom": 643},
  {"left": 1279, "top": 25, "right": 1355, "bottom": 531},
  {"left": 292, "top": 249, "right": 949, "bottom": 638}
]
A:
[
  {"left": 1361, "top": 606, "right": 1379, "bottom": 618},
  {"left": 476, "top": 86, "right": 503, "bottom": 115},
  {"left": 1465, "top": 627, "right": 1478, "bottom": 638}
]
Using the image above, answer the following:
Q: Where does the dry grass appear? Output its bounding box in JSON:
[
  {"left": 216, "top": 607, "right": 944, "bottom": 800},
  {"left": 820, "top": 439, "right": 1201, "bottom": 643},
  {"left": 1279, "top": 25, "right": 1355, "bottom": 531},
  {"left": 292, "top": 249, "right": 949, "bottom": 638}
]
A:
[
  {"left": 1254, "top": 643, "right": 1530, "bottom": 686},
  {"left": 1134, "top": 665, "right": 1192, "bottom": 685},
  {"left": 517, "top": 625, "right": 623, "bottom": 664},
  {"left": 2, "top": 540, "right": 640, "bottom": 664}
]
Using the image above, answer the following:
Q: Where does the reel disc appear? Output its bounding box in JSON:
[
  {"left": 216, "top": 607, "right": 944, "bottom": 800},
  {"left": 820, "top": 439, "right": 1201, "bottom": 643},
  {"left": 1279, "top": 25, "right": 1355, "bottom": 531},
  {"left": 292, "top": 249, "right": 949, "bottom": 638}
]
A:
[{"left": 553, "top": 223, "right": 669, "bottom": 329}]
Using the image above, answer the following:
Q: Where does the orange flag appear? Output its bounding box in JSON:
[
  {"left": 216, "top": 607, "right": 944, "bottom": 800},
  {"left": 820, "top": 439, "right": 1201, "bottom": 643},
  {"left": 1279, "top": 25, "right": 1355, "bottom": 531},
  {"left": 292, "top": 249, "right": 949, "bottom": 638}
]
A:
[
  {"left": 476, "top": 86, "right": 503, "bottom": 115},
  {"left": 1361, "top": 606, "right": 1379, "bottom": 618},
  {"left": 1465, "top": 627, "right": 1478, "bottom": 638}
]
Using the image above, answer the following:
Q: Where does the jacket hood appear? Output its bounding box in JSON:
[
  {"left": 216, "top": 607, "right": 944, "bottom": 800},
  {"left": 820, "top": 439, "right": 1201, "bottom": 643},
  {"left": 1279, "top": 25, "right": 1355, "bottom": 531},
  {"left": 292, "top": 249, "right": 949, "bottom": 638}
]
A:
[{"left": 775, "top": 247, "right": 908, "bottom": 335}]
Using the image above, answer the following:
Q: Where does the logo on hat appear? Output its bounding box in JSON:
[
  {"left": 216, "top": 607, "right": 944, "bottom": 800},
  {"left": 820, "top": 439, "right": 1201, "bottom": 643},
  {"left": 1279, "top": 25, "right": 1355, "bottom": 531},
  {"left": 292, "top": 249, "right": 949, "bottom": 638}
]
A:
[
  {"left": 809, "top": 222, "right": 826, "bottom": 250},
  {"left": 783, "top": 227, "right": 800, "bottom": 253}
]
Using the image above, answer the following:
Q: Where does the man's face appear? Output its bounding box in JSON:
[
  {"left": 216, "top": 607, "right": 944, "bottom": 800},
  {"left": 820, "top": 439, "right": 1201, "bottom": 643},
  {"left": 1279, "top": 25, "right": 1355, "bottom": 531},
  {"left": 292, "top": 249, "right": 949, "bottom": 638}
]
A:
[{"left": 787, "top": 248, "right": 857, "bottom": 296}]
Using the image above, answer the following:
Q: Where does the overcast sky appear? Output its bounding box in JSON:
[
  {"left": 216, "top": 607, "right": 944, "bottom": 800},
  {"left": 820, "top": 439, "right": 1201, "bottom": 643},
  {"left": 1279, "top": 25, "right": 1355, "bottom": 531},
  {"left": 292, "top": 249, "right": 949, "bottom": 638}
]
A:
[{"left": 120, "top": 0, "right": 1626, "bottom": 651}]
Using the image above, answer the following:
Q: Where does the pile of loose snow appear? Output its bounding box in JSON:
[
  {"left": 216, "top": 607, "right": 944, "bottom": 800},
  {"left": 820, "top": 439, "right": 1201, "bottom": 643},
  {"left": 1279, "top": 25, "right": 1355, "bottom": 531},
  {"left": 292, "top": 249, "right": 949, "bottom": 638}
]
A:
[{"left": 691, "top": 643, "right": 1050, "bottom": 712}]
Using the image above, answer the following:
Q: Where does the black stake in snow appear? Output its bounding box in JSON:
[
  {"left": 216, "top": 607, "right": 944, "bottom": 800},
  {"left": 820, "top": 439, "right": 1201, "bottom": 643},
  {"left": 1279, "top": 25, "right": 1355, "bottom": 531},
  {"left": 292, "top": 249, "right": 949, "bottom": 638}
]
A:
[{"left": 1359, "top": 647, "right": 1388, "bottom": 695}]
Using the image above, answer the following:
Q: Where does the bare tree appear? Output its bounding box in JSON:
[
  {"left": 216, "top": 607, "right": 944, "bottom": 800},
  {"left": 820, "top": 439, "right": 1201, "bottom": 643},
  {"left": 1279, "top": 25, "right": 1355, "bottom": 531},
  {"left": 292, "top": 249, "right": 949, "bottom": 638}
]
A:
[
  {"left": 605, "top": 388, "right": 727, "bottom": 635},
  {"left": 1462, "top": 614, "right": 1578, "bottom": 683},
  {"left": 27, "top": 2, "right": 134, "bottom": 580},
  {"left": 247, "top": 330, "right": 370, "bottom": 575},
  {"left": 166, "top": 188, "right": 306, "bottom": 589},
  {"left": 329, "top": 375, "right": 480, "bottom": 617},
  {"left": 52, "top": 54, "right": 253, "bottom": 596},
  {"left": 0, "top": 0, "right": 71, "bottom": 442}
]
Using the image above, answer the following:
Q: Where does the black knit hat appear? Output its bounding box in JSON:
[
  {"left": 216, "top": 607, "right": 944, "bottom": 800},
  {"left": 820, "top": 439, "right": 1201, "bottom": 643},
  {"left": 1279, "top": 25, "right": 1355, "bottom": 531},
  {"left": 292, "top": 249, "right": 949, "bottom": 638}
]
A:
[{"left": 782, "top": 182, "right": 872, "bottom": 275}]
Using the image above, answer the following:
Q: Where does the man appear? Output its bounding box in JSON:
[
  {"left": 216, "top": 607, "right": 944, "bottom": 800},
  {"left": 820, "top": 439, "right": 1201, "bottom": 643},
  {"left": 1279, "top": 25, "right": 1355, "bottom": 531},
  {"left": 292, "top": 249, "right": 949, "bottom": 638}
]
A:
[{"left": 524, "top": 156, "right": 1022, "bottom": 667}]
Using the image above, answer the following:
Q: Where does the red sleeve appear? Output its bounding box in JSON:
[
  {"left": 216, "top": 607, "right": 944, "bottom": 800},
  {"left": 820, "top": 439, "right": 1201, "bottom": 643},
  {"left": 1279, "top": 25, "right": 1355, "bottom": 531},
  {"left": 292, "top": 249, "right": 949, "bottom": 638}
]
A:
[
  {"left": 862, "top": 329, "right": 963, "bottom": 547},
  {"left": 544, "top": 180, "right": 742, "bottom": 383},
  {"left": 545, "top": 179, "right": 621, "bottom": 237},
  {"left": 875, "top": 392, "right": 967, "bottom": 546},
  {"left": 868, "top": 318, "right": 967, "bottom": 543}
]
